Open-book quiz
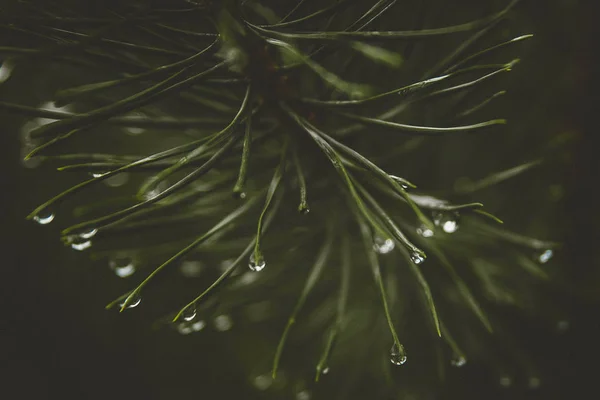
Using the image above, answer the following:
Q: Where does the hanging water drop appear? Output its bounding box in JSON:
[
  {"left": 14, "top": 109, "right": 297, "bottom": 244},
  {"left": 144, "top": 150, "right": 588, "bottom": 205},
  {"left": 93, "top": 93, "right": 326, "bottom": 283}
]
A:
[
  {"left": 390, "top": 175, "right": 410, "bottom": 190},
  {"left": 79, "top": 228, "right": 98, "bottom": 240},
  {"left": 182, "top": 305, "right": 197, "bottom": 322},
  {"left": 71, "top": 240, "right": 92, "bottom": 251},
  {"left": 109, "top": 257, "right": 135, "bottom": 278},
  {"left": 322, "top": 366, "right": 330, "bottom": 375},
  {"left": 390, "top": 343, "right": 407, "bottom": 366},
  {"left": 416, "top": 224, "right": 434, "bottom": 238},
  {"left": 298, "top": 204, "right": 310, "bottom": 215},
  {"left": 537, "top": 249, "right": 553, "bottom": 264},
  {"left": 433, "top": 211, "right": 460, "bottom": 233},
  {"left": 410, "top": 252, "right": 425, "bottom": 265},
  {"left": 451, "top": 355, "right": 466, "bottom": 367},
  {"left": 373, "top": 236, "right": 395, "bottom": 254},
  {"left": 120, "top": 293, "right": 141, "bottom": 310},
  {"left": 33, "top": 212, "right": 55, "bottom": 225},
  {"left": 248, "top": 253, "right": 266, "bottom": 272},
  {"left": 90, "top": 172, "right": 106, "bottom": 178}
]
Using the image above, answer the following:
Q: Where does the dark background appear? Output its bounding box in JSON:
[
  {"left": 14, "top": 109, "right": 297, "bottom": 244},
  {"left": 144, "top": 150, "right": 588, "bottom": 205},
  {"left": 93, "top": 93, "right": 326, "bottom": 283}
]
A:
[{"left": 1, "top": 1, "right": 598, "bottom": 399}]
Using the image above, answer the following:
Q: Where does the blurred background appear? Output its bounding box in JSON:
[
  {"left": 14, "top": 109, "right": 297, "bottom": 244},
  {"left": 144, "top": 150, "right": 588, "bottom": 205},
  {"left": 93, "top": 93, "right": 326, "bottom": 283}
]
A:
[{"left": 1, "top": 0, "right": 597, "bottom": 399}]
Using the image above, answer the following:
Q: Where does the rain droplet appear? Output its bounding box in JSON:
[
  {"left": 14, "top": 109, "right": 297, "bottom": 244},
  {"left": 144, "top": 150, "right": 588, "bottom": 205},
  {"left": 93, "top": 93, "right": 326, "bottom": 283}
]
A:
[
  {"left": 390, "top": 343, "right": 407, "bottom": 366},
  {"left": 33, "top": 212, "right": 55, "bottom": 225},
  {"left": 71, "top": 240, "right": 92, "bottom": 251},
  {"left": 433, "top": 211, "right": 460, "bottom": 233},
  {"left": 90, "top": 172, "right": 106, "bottom": 178},
  {"left": 451, "top": 355, "right": 466, "bottom": 367},
  {"left": 373, "top": 236, "right": 395, "bottom": 254},
  {"left": 298, "top": 204, "right": 310, "bottom": 214},
  {"left": 528, "top": 377, "right": 541, "bottom": 389},
  {"left": 253, "top": 374, "right": 273, "bottom": 391},
  {"left": 120, "top": 293, "right": 141, "bottom": 310},
  {"left": 109, "top": 257, "right": 135, "bottom": 278},
  {"left": 213, "top": 314, "right": 233, "bottom": 331},
  {"left": 182, "top": 306, "right": 197, "bottom": 322},
  {"left": 79, "top": 228, "right": 98, "bottom": 240},
  {"left": 499, "top": 375, "right": 512, "bottom": 388},
  {"left": 410, "top": 252, "right": 425, "bottom": 265},
  {"left": 390, "top": 175, "right": 409, "bottom": 190},
  {"left": 416, "top": 225, "right": 434, "bottom": 238},
  {"left": 322, "top": 366, "right": 330, "bottom": 375},
  {"left": 249, "top": 253, "right": 266, "bottom": 272},
  {"left": 537, "top": 249, "right": 553, "bottom": 264}
]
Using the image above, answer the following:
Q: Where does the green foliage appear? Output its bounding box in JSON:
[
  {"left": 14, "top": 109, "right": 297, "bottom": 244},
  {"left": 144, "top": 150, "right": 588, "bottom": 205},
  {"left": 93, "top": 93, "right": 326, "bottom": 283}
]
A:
[{"left": 0, "top": 0, "right": 575, "bottom": 398}]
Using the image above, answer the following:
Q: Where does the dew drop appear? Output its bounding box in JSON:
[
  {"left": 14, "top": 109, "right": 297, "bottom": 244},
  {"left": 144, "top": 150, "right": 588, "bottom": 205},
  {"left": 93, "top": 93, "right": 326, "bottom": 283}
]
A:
[
  {"left": 450, "top": 355, "right": 466, "bottom": 367},
  {"left": 213, "top": 314, "right": 233, "bottom": 331},
  {"left": 33, "top": 212, "right": 55, "bottom": 225},
  {"left": 537, "top": 249, "right": 553, "bottom": 264},
  {"left": 182, "top": 306, "right": 197, "bottom": 322},
  {"left": 109, "top": 257, "right": 135, "bottom": 278},
  {"left": 416, "top": 224, "right": 434, "bottom": 238},
  {"left": 322, "top": 366, "right": 330, "bottom": 375},
  {"left": 298, "top": 204, "right": 310, "bottom": 214},
  {"left": 119, "top": 293, "right": 141, "bottom": 310},
  {"left": 71, "top": 240, "right": 92, "bottom": 251},
  {"left": 410, "top": 252, "right": 425, "bottom": 265},
  {"left": 248, "top": 253, "right": 266, "bottom": 272},
  {"left": 390, "top": 343, "right": 407, "bottom": 366},
  {"left": 433, "top": 211, "right": 460, "bottom": 233},
  {"left": 253, "top": 374, "right": 273, "bottom": 391},
  {"left": 90, "top": 172, "right": 106, "bottom": 178},
  {"left": 373, "top": 236, "right": 395, "bottom": 254},
  {"left": 79, "top": 228, "right": 98, "bottom": 240},
  {"left": 389, "top": 175, "right": 409, "bottom": 190}
]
